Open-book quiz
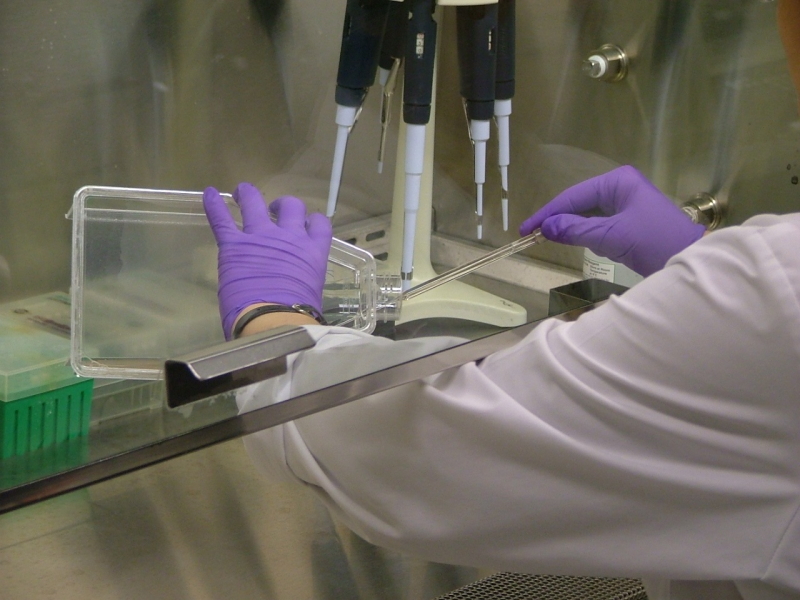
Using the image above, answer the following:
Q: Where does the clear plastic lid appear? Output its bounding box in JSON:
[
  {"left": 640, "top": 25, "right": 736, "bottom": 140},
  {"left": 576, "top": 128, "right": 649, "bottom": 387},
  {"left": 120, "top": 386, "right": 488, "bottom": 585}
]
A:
[{"left": 0, "top": 293, "right": 78, "bottom": 402}]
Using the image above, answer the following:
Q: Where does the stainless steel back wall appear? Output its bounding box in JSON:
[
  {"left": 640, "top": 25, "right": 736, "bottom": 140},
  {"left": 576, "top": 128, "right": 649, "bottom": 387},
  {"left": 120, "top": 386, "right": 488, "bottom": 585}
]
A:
[{"left": 0, "top": 0, "right": 797, "bottom": 302}]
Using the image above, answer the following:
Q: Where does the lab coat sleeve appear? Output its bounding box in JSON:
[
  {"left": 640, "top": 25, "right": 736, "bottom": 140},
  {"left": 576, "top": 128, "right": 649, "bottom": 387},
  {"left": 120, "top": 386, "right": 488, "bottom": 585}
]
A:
[
  {"left": 236, "top": 327, "right": 468, "bottom": 483},
  {"left": 239, "top": 217, "right": 800, "bottom": 593}
]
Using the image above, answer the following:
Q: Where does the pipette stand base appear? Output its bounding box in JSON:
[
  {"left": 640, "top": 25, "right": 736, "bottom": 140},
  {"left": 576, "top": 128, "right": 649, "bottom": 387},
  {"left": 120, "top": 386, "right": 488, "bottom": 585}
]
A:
[
  {"left": 386, "top": 22, "right": 527, "bottom": 328},
  {"left": 397, "top": 277, "right": 527, "bottom": 327}
]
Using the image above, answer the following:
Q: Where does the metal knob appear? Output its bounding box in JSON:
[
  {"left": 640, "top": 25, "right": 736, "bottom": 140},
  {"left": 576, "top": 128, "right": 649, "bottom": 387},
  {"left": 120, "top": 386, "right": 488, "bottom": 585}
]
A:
[
  {"left": 582, "top": 44, "right": 628, "bottom": 83},
  {"left": 681, "top": 192, "right": 724, "bottom": 230}
]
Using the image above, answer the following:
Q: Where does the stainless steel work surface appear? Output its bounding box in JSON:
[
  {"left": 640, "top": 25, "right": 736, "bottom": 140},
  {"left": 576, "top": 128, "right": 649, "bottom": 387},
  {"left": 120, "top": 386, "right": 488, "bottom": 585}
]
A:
[{"left": 0, "top": 438, "right": 489, "bottom": 600}]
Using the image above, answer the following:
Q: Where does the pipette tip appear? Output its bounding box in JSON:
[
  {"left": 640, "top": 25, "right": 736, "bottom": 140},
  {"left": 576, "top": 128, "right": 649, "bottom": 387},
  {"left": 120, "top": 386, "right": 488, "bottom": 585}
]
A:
[
  {"left": 501, "top": 187, "right": 509, "bottom": 231},
  {"left": 475, "top": 212, "right": 484, "bottom": 240},
  {"left": 476, "top": 183, "right": 484, "bottom": 239}
]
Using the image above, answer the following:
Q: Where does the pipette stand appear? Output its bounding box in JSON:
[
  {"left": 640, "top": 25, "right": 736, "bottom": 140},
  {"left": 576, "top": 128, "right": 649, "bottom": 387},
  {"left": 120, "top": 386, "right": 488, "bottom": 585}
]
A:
[{"left": 384, "top": 11, "right": 526, "bottom": 327}]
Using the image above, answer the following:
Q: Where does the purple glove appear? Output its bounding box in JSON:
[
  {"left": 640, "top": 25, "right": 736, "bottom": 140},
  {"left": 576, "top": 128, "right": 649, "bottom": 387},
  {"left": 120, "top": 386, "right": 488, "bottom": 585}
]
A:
[
  {"left": 519, "top": 165, "right": 705, "bottom": 277},
  {"left": 203, "top": 183, "right": 333, "bottom": 339}
]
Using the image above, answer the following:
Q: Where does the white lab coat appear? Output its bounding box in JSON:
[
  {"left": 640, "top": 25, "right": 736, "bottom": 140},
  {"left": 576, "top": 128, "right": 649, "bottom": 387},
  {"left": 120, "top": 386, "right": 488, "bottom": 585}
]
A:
[{"left": 237, "top": 214, "right": 800, "bottom": 600}]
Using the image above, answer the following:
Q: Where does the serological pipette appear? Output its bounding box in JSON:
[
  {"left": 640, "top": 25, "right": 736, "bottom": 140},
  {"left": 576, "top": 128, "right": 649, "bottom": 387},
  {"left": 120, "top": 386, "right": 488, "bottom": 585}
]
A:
[
  {"left": 402, "top": 227, "right": 545, "bottom": 301},
  {"left": 327, "top": 0, "right": 392, "bottom": 219},
  {"left": 494, "top": 0, "right": 515, "bottom": 232},
  {"left": 400, "top": 0, "right": 437, "bottom": 291},
  {"left": 456, "top": 3, "right": 498, "bottom": 240},
  {"left": 377, "top": 0, "right": 407, "bottom": 174}
]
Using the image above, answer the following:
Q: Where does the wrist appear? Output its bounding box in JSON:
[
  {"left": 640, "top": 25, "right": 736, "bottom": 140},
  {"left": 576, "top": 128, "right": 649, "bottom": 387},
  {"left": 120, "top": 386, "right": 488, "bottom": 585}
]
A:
[
  {"left": 231, "top": 303, "right": 325, "bottom": 339},
  {"left": 241, "top": 309, "right": 318, "bottom": 337}
]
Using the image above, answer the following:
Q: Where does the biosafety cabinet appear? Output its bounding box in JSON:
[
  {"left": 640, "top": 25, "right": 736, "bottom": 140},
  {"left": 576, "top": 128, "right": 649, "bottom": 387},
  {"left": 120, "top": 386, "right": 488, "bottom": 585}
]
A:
[{"left": 0, "top": 1, "right": 795, "bottom": 599}]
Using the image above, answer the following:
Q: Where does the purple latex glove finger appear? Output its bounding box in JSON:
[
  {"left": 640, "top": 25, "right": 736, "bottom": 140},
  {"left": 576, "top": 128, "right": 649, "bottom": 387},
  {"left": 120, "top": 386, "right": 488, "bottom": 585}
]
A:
[
  {"left": 203, "top": 186, "right": 239, "bottom": 241},
  {"left": 234, "top": 182, "right": 272, "bottom": 235},
  {"left": 204, "top": 185, "right": 333, "bottom": 339},
  {"left": 541, "top": 214, "right": 616, "bottom": 248},
  {"left": 307, "top": 212, "right": 334, "bottom": 246},
  {"left": 519, "top": 167, "right": 643, "bottom": 236},
  {"left": 520, "top": 165, "right": 706, "bottom": 277},
  {"left": 541, "top": 213, "right": 640, "bottom": 268},
  {"left": 269, "top": 196, "right": 309, "bottom": 231},
  {"left": 520, "top": 176, "right": 608, "bottom": 236}
]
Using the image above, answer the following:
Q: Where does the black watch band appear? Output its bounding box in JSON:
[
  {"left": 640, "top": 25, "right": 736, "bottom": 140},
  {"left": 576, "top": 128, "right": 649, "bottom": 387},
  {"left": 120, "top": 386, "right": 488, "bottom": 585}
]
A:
[{"left": 232, "top": 303, "right": 328, "bottom": 339}]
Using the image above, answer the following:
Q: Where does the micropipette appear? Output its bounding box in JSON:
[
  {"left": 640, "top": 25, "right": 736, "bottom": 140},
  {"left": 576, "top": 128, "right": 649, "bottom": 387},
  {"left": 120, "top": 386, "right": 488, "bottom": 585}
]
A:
[
  {"left": 456, "top": 4, "right": 498, "bottom": 240},
  {"left": 494, "top": 0, "right": 515, "bottom": 232},
  {"left": 400, "top": 0, "right": 437, "bottom": 291},
  {"left": 327, "top": 0, "right": 392, "bottom": 219}
]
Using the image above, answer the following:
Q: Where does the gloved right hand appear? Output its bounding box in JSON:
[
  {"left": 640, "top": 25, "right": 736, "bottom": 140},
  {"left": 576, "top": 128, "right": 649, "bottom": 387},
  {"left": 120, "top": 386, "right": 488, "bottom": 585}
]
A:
[
  {"left": 203, "top": 183, "right": 332, "bottom": 340},
  {"left": 519, "top": 165, "right": 706, "bottom": 277}
]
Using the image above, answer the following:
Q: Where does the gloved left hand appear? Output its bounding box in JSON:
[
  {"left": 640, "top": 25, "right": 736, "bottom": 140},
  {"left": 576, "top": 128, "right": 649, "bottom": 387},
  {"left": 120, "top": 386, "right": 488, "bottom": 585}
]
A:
[{"left": 203, "top": 183, "right": 333, "bottom": 340}]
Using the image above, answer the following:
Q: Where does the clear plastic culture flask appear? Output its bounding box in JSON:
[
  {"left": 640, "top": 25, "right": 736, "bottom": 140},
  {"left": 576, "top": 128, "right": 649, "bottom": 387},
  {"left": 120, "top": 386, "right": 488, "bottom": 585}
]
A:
[{"left": 69, "top": 186, "right": 394, "bottom": 380}]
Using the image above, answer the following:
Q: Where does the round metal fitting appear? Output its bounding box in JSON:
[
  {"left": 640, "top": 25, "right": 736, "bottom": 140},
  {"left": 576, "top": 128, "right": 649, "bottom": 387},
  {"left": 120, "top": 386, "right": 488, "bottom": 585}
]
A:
[
  {"left": 582, "top": 44, "right": 629, "bottom": 83},
  {"left": 681, "top": 192, "right": 723, "bottom": 230}
]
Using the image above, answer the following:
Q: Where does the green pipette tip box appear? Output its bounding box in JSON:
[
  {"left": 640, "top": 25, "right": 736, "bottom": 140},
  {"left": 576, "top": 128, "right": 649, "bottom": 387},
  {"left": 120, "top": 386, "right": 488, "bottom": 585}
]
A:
[
  {"left": 0, "top": 293, "right": 93, "bottom": 459},
  {"left": 0, "top": 378, "right": 93, "bottom": 459}
]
